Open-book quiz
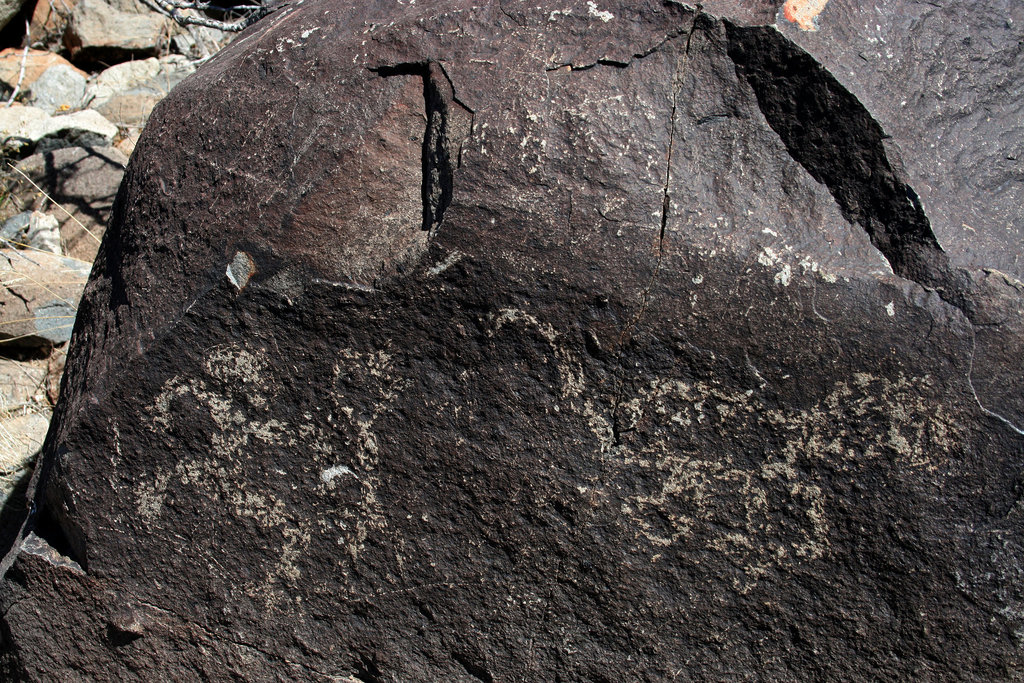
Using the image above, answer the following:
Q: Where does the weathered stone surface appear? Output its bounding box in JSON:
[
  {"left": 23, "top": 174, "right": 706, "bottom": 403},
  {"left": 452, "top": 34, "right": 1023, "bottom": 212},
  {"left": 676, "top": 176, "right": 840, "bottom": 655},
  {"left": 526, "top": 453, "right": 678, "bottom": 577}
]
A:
[
  {"left": 27, "top": 64, "right": 88, "bottom": 114},
  {"left": 25, "top": 212, "right": 61, "bottom": 255},
  {"left": 0, "top": 50, "right": 87, "bottom": 95},
  {"left": 0, "top": 248, "right": 89, "bottom": 347},
  {"left": 64, "top": 0, "right": 172, "bottom": 63},
  {"left": 28, "top": 0, "right": 76, "bottom": 46},
  {"left": 13, "top": 146, "right": 127, "bottom": 262},
  {"left": 775, "top": 0, "right": 1024, "bottom": 280},
  {"left": 0, "top": 105, "right": 117, "bottom": 153},
  {"left": 91, "top": 92, "right": 161, "bottom": 127},
  {"left": 0, "top": 0, "right": 27, "bottom": 33},
  {"left": 0, "top": 358, "right": 46, "bottom": 412},
  {"left": 87, "top": 56, "right": 195, "bottom": 104},
  {"left": 86, "top": 56, "right": 196, "bottom": 128},
  {"left": 0, "top": 413, "right": 48, "bottom": 478},
  {"left": 172, "top": 24, "right": 230, "bottom": 60},
  {"left": 2, "top": 0, "right": 1022, "bottom": 680},
  {"left": 0, "top": 212, "right": 31, "bottom": 244}
]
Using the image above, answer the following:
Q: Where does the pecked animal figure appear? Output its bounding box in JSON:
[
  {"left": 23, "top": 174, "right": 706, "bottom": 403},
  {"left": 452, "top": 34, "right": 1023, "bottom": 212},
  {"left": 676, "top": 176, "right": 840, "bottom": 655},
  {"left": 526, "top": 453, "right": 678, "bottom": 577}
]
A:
[{"left": 2, "top": 0, "right": 1023, "bottom": 679}]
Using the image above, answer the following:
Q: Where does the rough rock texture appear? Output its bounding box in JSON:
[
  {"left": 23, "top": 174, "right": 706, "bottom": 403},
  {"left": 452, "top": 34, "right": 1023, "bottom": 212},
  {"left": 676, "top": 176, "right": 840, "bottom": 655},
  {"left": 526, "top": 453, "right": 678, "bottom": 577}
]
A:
[
  {"left": 14, "top": 146, "right": 128, "bottom": 262},
  {"left": 64, "top": 0, "right": 172, "bottom": 64},
  {"left": 0, "top": 358, "right": 46, "bottom": 412},
  {"left": 0, "top": 248, "right": 90, "bottom": 348},
  {"left": 0, "top": 0, "right": 26, "bottom": 34},
  {"left": 0, "top": 50, "right": 88, "bottom": 95},
  {"left": 0, "top": 105, "right": 118, "bottom": 154},
  {"left": 2, "top": 0, "right": 1023, "bottom": 680},
  {"left": 28, "top": 65, "right": 88, "bottom": 115}
]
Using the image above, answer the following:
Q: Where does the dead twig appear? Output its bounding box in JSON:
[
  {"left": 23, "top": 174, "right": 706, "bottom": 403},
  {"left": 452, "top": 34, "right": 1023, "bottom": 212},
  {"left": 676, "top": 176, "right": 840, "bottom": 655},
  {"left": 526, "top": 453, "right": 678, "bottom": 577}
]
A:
[
  {"left": 138, "top": 0, "right": 270, "bottom": 32},
  {"left": 5, "top": 21, "right": 30, "bottom": 107}
]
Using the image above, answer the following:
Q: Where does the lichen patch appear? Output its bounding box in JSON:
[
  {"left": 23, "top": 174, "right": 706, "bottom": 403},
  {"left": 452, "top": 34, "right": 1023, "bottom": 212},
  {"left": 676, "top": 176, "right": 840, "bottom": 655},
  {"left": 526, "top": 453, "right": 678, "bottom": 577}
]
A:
[{"left": 782, "top": 0, "right": 830, "bottom": 32}]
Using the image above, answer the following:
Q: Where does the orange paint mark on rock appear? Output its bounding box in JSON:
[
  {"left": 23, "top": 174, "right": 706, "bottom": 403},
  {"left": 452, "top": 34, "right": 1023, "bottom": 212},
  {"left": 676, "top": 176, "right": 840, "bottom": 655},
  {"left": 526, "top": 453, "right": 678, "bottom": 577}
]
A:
[{"left": 782, "top": 0, "right": 830, "bottom": 31}]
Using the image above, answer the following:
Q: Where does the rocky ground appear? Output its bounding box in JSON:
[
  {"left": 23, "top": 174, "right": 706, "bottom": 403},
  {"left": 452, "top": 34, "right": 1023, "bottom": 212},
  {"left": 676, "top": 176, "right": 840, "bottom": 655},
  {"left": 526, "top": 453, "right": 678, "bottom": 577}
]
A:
[{"left": 0, "top": 0, "right": 231, "bottom": 518}]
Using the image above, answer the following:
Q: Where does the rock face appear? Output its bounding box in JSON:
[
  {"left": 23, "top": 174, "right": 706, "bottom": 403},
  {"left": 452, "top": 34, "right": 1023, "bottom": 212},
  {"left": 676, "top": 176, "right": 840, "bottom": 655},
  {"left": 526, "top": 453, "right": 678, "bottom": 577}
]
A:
[
  {"left": 2, "top": 0, "right": 1023, "bottom": 679},
  {"left": 0, "top": 105, "right": 118, "bottom": 154},
  {"left": 0, "top": 248, "right": 90, "bottom": 347},
  {"left": 64, "top": 0, "right": 173, "bottom": 63},
  {"left": 27, "top": 65, "right": 88, "bottom": 115},
  {"left": 0, "top": 50, "right": 88, "bottom": 96},
  {"left": 0, "top": 0, "right": 26, "bottom": 34},
  {"left": 14, "top": 146, "right": 128, "bottom": 262},
  {"left": 88, "top": 55, "right": 197, "bottom": 128}
]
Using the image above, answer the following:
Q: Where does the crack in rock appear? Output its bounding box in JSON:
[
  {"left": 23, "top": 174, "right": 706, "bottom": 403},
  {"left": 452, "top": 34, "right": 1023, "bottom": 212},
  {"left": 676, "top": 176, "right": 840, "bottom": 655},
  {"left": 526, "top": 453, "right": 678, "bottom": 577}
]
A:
[
  {"left": 370, "top": 61, "right": 473, "bottom": 236},
  {"left": 609, "top": 13, "right": 702, "bottom": 444}
]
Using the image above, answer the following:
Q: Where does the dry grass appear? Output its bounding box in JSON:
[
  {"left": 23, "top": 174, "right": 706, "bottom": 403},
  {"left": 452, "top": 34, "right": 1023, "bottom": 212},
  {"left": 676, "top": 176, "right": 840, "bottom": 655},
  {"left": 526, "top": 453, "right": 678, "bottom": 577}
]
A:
[
  {"left": 0, "top": 246, "right": 90, "bottom": 345},
  {"left": 0, "top": 377, "right": 50, "bottom": 508},
  {"left": 0, "top": 164, "right": 96, "bottom": 507}
]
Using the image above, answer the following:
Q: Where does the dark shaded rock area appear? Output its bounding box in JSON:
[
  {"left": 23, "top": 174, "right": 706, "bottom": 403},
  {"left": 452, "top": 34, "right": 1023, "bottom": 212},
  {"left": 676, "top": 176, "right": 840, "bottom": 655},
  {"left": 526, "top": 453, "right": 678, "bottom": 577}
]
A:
[
  {"left": 14, "top": 146, "right": 129, "bottom": 262},
  {"left": 2, "top": 0, "right": 1023, "bottom": 679}
]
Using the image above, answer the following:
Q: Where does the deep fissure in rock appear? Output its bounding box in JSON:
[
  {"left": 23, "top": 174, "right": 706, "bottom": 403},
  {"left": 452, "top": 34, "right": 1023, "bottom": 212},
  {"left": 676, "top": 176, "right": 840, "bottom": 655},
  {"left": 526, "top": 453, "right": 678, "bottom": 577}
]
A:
[
  {"left": 724, "top": 23, "right": 964, "bottom": 302},
  {"left": 370, "top": 62, "right": 466, "bottom": 235}
]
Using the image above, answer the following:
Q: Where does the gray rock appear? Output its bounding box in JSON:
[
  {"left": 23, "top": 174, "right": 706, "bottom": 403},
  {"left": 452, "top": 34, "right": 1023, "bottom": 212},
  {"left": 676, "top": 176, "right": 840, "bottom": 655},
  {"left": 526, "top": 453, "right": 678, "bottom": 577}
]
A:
[
  {"left": 64, "top": 0, "right": 173, "bottom": 62},
  {"left": 87, "top": 56, "right": 195, "bottom": 108},
  {"left": 28, "top": 64, "right": 88, "bottom": 114},
  {"left": 92, "top": 92, "right": 161, "bottom": 127},
  {"left": 0, "top": 105, "right": 118, "bottom": 153},
  {"left": 0, "top": 248, "right": 89, "bottom": 347},
  {"left": 0, "top": 106, "right": 51, "bottom": 150},
  {"left": 0, "top": 411, "right": 50, "bottom": 492},
  {"left": 0, "top": 212, "right": 32, "bottom": 245},
  {"left": 87, "top": 58, "right": 162, "bottom": 102},
  {"left": 0, "top": 50, "right": 86, "bottom": 98},
  {"left": 0, "top": 0, "right": 26, "bottom": 34},
  {"left": 0, "top": 358, "right": 46, "bottom": 413},
  {"left": 0, "top": 413, "right": 49, "bottom": 465},
  {"left": 25, "top": 212, "right": 61, "bottom": 255},
  {"left": 13, "top": 146, "right": 128, "bottom": 262},
  {"left": 86, "top": 56, "right": 196, "bottom": 127},
  {"left": 104, "top": 0, "right": 159, "bottom": 13},
  {"left": 0, "top": 211, "right": 65, "bottom": 256},
  {"left": 173, "top": 25, "right": 230, "bottom": 59}
]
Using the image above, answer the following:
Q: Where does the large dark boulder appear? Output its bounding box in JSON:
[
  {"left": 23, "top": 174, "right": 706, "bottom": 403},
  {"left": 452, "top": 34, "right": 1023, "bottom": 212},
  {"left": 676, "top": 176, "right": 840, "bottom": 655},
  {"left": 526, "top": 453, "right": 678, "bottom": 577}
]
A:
[{"left": 3, "top": 0, "right": 1023, "bottom": 679}]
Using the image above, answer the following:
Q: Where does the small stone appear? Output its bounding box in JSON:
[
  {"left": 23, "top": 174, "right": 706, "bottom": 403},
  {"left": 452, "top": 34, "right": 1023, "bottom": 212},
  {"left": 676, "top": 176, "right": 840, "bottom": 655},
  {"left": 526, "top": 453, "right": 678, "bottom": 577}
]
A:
[
  {"left": 226, "top": 251, "right": 255, "bottom": 290},
  {"left": 1, "top": 211, "right": 63, "bottom": 255},
  {"left": 28, "top": 64, "right": 88, "bottom": 114},
  {"left": 25, "top": 211, "right": 61, "bottom": 255},
  {"left": 0, "top": 212, "right": 32, "bottom": 245}
]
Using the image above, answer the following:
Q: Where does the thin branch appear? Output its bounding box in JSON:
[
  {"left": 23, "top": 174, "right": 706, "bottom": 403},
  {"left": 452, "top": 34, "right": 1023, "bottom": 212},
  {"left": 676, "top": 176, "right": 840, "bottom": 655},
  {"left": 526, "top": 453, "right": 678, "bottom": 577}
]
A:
[
  {"left": 6, "top": 21, "right": 30, "bottom": 107},
  {"left": 138, "top": 0, "right": 270, "bottom": 32}
]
